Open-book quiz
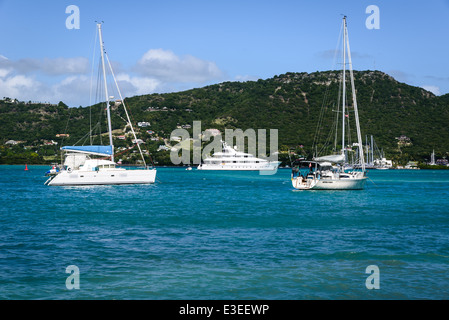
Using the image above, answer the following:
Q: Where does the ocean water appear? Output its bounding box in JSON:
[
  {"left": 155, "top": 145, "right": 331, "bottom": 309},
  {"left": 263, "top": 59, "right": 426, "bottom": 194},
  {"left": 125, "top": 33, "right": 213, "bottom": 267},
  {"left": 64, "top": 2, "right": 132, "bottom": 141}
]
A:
[{"left": 0, "top": 165, "right": 448, "bottom": 300}]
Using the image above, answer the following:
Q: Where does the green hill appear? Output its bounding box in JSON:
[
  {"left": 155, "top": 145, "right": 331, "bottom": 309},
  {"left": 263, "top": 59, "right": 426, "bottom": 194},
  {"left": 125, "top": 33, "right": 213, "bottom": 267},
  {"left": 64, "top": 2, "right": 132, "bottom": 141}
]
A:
[{"left": 1, "top": 70, "right": 448, "bottom": 165}]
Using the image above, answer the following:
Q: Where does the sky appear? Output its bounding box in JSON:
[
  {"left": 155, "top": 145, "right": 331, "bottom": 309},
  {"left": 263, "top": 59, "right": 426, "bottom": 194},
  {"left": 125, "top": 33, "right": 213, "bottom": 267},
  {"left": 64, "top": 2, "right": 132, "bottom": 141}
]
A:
[{"left": 0, "top": 0, "right": 448, "bottom": 107}]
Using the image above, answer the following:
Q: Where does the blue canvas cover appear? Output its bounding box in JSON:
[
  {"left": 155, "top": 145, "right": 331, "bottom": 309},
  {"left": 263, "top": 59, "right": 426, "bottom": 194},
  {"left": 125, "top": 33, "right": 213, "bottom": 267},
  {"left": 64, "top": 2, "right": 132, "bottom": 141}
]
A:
[{"left": 61, "top": 145, "right": 113, "bottom": 156}]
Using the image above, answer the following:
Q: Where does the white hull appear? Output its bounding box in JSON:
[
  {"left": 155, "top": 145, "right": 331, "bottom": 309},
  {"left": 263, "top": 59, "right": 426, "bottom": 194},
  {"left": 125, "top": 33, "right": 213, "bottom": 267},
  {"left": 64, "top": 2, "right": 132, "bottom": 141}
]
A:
[
  {"left": 197, "top": 162, "right": 280, "bottom": 171},
  {"left": 292, "top": 174, "right": 366, "bottom": 190},
  {"left": 47, "top": 168, "right": 156, "bottom": 186}
]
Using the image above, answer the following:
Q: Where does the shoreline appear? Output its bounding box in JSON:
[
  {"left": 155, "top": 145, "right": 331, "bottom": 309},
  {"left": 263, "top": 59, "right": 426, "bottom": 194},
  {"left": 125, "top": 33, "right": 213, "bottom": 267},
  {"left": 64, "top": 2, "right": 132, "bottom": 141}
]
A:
[{"left": 3, "top": 163, "right": 449, "bottom": 170}]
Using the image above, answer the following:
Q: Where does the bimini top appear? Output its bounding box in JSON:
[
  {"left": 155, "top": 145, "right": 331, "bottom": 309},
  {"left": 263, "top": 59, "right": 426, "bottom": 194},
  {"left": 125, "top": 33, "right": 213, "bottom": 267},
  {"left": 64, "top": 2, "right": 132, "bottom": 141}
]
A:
[{"left": 61, "top": 145, "right": 113, "bottom": 157}]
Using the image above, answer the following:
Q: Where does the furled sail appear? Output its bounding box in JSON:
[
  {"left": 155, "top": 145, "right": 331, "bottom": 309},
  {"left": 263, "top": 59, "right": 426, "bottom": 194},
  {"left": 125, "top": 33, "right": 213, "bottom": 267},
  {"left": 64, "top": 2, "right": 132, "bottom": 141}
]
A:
[{"left": 313, "top": 153, "right": 345, "bottom": 164}]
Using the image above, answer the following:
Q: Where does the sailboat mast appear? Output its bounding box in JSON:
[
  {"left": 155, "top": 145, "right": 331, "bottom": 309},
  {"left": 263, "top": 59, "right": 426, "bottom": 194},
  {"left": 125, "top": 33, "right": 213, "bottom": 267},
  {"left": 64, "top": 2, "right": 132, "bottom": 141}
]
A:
[
  {"left": 366, "top": 135, "right": 369, "bottom": 164},
  {"left": 344, "top": 17, "right": 365, "bottom": 171},
  {"left": 341, "top": 16, "right": 347, "bottom": 159},
  {"left": 97, "top": 23, "right": 114, "bottom": 162}
]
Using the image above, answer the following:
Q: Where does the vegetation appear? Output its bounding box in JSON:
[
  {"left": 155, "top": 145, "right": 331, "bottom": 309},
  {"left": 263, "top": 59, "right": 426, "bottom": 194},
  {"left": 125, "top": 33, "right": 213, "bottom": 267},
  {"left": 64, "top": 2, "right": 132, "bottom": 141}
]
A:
[{"left": 1, "top": 70, "right": 448, "bottom": 166}]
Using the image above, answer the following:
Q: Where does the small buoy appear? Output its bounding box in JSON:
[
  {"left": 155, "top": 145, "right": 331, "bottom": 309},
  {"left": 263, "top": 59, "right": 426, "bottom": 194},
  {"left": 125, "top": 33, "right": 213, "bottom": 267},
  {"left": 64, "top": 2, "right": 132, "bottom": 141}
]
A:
[{"left": 25, "top": 164, "right": 28, "bottom": 171}]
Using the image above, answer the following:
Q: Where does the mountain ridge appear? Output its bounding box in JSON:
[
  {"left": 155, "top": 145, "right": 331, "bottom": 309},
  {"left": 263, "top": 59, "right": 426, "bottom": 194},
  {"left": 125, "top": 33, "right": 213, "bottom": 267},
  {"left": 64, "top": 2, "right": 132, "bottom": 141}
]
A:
[{"left": 1, "top": 70, "right": 448, "bottom": 165}]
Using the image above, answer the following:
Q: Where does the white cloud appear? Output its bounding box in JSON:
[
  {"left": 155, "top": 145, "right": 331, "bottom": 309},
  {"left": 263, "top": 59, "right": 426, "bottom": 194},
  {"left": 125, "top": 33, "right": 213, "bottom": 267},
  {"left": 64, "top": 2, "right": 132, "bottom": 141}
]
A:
[
  {"left": 116, "top": 74, "right": 161, "bottom": 96},
  {"left": 51, "top": 75, "right": 92, "bottom": 105},
  {"left": 0, "top": 56, "right": 89, "bottom": 76},
  {"left": 0, "top": 68, "right": 12, "bottom": 78},
  {"left": 0, "top": 74, "right": 45, "bottom": 101},
  {"left": 0, "top": 49, "right": 226, "bottom": 106},
  {"left": 0, "top": 55, "right": 12, "bottom": 78},
  {"left": 134, "top": 49, "right": 224, "bottom": 83},
  {"left": 40, "top": 57, "right": 90, "bottom": 75},
  {"left": 421, "top": 85, "right": 441, "bottom": 96}
]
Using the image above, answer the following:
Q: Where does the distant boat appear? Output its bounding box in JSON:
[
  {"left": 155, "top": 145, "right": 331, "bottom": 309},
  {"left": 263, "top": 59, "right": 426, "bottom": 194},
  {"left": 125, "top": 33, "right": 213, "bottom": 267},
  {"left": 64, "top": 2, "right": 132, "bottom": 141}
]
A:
[
  {"left": 364, "top": 135, "right": 392, "bottom": 170},
  {"left": 45, "top": 23, "right": 156, "bottom": 186},
  {"left": 291, "top": 16, "right": 366, "bottom": 190},
  {"left": 429, "top": 149, "right": 436, "bottom": 166},
  {"left": 373, "top": 158, "right": 392, "bottom": 170},
  {"left": 197, "top": 141, "right": 280, "bottom": 172}
]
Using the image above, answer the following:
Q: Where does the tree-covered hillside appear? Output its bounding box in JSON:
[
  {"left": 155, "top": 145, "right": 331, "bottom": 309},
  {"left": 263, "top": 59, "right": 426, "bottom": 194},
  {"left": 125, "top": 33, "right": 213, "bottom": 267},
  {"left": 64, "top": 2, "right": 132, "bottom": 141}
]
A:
[{"left": 1, "top": 70, "right": 448, "bottom": 165}]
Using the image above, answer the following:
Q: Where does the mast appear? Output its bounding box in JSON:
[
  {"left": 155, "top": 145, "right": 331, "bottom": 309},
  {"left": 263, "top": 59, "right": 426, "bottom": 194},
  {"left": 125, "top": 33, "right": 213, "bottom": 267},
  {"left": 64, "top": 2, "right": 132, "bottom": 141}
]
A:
[
  {"left": 366, "top": 135, "right": 369, "bottom": 164},
  {"left": 344, "top": 17, "right": 365, "bottom": 171},
  {"left": 97, "top": 23, "right": 114, "bottom": 162},
  {"left": 341, "top": 16, "right": 347, "bottom": 160}
]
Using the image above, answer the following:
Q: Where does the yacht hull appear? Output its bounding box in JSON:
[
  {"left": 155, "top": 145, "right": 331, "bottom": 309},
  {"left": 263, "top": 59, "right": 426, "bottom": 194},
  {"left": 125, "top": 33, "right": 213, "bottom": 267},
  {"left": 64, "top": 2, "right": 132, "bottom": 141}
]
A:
[
  {"left": 292, "top": 176, "right": 367, "bottom": 190},
  {"left": 197, "top": 161, "right": 280, "bottom": 171},
  {"left": 46, "top": 169, "right": 156, "bottom": 186}
]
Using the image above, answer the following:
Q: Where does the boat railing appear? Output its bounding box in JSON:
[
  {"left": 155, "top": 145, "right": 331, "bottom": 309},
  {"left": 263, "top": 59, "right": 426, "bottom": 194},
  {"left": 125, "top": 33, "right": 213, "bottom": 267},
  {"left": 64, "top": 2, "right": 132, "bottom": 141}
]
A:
[{"left": 116, "top": 165, "right": 154, "bottom": 170}]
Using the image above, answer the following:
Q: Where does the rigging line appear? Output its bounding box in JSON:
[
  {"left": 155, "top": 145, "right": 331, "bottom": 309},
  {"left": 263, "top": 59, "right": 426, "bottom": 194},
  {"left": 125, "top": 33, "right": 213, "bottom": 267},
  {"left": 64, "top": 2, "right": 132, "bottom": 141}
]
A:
[
  {"left": 61, "top": 105, "right": 74, "bottom": 146},
  {"left": 367, "top": 175, "right": 378, "bottom": 187},
  {"left": 332, "top": 21, "right": 345, "bottom": 69},
  {"left": 59, "top": 106, "right": 74, "bottom": 166},
  {"left": 312, "top": 84, "right": 332, "bottom": 156},
  {"left": 93, "top": 55, "right": 105, "bottom": 145},
  {"left": 314, "top": 85, "right": 337, "bottom": 157},
  {"left": 312, "top": 21, "right": 344, "bottom": 157},
  {"left": 99, "top": 143, "right": 137, "bottom": 160},
  {"left": 89, "top": 94, "right": 91, "bottom": 145},
  {"left": 104, "top": 52, "right": 148, "bottom": 168},
  {"left": 320, "top": 103, "right": 338, "bottom": 155},
  {"left": 312, "top": 73, "right": 335, "bottom": 151},
  {"left": 345, "top": 19, "right": 365, "bottom": 170},
  {"left": 73, "top": 122, "right": 101, "bottom": 146},
  {"left": 319, "top": 72, "right": 344, "bottom": 156},
  {"left": 333, "top": 77, "right": 342, "bottom": 152}
]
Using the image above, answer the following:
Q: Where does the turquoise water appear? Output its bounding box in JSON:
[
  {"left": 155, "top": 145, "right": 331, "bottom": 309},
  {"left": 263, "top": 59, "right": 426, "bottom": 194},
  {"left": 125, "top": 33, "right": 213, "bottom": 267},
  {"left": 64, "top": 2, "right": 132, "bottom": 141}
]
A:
[{"left": 1, "top": 165, "right": 448, "bottom": 299}]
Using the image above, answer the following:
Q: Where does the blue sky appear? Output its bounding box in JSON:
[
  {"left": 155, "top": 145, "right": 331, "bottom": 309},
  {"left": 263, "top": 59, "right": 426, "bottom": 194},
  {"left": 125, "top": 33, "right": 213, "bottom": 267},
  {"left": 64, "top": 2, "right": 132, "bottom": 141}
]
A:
[{"left": 0, "top": 0, "right": 448, "bottom": 106}]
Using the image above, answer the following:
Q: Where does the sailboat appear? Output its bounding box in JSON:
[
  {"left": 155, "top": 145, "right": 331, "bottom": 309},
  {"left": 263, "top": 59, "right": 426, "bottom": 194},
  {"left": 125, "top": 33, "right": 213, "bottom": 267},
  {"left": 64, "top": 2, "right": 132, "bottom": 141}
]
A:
[
  {"left": 291, "top": 16, "right": 367, "bottom": 190},
  {"left": 429, "top": 149, "right": 436, "bottom": 166},
  {"left": 364, "top": 135, "right": 392, "bottom": 169},
  {"left": 45, "top": 23, "right": 156, "bottom": 186}
]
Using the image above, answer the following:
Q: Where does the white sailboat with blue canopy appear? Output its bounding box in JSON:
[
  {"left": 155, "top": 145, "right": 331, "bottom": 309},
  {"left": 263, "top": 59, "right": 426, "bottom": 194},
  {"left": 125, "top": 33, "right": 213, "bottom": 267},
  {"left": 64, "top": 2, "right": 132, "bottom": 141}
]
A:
[{"left": 46, "top": 23, "right": 156, "bottom": 186}]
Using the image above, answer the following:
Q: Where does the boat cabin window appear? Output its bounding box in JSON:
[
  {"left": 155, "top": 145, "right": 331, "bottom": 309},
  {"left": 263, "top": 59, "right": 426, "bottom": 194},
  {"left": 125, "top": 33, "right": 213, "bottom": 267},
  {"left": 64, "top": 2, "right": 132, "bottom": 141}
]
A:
[{"left": 98, "top": 164, "right": 115, "bottom": 169}]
